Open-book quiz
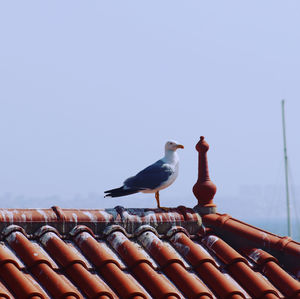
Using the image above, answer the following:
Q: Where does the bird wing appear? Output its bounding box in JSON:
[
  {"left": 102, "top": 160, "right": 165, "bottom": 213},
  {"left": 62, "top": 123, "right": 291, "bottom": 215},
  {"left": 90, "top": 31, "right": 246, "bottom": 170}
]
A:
[{"left": 124, "top": 159, "right": 174, "bottom": 190}]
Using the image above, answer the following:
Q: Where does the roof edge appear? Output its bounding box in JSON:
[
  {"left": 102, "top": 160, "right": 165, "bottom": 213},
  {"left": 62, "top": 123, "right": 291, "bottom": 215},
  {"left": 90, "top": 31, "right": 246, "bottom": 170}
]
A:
[{"left": 202, "top": 213, "right": 300, "bottom": 275}]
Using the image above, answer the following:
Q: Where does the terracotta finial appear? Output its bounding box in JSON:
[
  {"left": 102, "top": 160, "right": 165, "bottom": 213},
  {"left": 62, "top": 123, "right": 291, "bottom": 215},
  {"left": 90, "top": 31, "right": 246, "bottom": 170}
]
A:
[{"left": 193, "top": 136, "right": 217, "bottom": 214}]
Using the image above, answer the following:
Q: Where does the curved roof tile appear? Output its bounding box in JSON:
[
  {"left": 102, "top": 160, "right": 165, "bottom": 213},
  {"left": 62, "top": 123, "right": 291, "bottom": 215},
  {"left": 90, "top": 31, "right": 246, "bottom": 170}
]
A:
[{"left": 0, "top": 206, "right": 299, "bottom": 299}]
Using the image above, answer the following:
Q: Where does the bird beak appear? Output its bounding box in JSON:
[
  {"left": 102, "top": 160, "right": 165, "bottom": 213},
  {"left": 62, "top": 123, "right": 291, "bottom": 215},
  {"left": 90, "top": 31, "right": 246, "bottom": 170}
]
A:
[{"left": 176, "top": 144, "right": 184, "bottom": 149}]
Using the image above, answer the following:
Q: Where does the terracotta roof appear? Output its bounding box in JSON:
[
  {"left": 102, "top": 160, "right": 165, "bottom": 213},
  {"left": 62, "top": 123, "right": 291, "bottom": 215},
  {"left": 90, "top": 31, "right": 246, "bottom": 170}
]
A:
[
  {"left": 0, "top": 206, "right": 299, "bottom": 299},
  {"left": 1, "top": 137, "right": 299, "bottom": 298}
]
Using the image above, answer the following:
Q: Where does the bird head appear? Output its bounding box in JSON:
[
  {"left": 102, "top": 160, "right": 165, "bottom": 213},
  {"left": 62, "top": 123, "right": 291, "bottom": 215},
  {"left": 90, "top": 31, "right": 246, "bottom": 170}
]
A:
[{"left": 165, "top": 140, "right": 184, "bottom": 152}]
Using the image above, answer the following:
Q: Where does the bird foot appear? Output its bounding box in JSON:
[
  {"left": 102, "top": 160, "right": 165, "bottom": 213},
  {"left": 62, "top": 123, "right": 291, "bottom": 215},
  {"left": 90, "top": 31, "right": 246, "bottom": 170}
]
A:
[
  {"left": 155, "top": 191, "right": 170, "bottom": 211},
  {"left": 158, "top": 206, "right": 170, "bottom": 211}
]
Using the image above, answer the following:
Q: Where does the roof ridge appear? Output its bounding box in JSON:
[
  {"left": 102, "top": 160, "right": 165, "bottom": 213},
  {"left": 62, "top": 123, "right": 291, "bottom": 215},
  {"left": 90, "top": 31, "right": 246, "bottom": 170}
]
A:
[{"left": 0, "top": 205, "right": 203, "bottom": 236}]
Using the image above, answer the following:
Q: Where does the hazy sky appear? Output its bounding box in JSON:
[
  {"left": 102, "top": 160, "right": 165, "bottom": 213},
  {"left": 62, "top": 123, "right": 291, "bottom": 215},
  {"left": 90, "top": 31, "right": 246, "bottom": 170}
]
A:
[{"left": 0, "top": 2, "right": 299, "bottom": 228}]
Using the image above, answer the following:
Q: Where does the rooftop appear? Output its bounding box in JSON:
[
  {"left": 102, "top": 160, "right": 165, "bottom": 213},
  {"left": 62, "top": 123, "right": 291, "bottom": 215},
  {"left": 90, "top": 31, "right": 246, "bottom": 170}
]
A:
[{"left": 0, "top": 137, "right": 299, "bottom": 299}]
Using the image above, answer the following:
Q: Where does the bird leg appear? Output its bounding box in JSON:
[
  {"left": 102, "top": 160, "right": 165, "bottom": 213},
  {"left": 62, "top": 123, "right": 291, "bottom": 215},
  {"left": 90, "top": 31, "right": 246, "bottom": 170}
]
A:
[
  {"left": 155, "top": 191, "right": 169, "bottom": 211},
  {"left": 155, "top": 191, "right": 160, "bottom": 208}
]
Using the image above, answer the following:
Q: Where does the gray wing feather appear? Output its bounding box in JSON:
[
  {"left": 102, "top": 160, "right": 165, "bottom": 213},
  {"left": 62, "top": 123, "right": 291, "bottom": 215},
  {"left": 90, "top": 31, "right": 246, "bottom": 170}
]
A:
[{"left": 124, "top": 160, "right": 173, "bottom": 190}]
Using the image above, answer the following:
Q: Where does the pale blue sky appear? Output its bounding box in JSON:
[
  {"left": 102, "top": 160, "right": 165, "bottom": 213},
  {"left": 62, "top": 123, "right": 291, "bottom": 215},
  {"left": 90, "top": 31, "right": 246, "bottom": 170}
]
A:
[{"left": 0, "top": 1, "right": 299, "bottom": 234}]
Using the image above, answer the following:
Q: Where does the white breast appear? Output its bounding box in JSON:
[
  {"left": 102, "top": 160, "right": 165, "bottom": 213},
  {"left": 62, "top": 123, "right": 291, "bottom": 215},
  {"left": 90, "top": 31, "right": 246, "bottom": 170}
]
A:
[{"left": 158, "top": 166, "right": 179, "bottom": 191}]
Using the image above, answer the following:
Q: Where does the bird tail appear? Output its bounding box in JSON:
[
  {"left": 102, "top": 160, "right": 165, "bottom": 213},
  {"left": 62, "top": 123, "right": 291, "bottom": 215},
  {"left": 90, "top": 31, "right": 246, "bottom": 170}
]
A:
[{"left": 104, "top": 186, "right": 139, "bottom": 198}]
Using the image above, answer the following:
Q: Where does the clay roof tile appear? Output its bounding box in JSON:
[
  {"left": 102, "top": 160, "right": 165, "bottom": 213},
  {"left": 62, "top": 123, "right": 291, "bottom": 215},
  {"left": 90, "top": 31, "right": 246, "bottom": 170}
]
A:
[{"left": 0, "top": 206, "right": 299, "bottom": 298}]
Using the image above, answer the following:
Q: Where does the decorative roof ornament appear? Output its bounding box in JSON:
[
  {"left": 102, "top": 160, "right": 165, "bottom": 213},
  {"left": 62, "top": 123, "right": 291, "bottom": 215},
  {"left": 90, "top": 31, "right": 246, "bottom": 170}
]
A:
[{"left": 193, "top": 136, "right": 217, "bottom": 214}]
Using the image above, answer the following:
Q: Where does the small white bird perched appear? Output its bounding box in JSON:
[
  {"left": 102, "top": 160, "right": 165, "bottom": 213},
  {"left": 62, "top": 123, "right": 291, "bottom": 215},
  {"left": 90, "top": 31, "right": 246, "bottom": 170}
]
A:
[{"left": 104, "top": 140, "right": 184, "bottom": 209}]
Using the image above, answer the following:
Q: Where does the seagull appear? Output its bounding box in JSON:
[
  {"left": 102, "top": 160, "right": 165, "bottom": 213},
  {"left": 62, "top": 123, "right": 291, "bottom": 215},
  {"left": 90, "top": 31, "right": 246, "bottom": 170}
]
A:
[{"left": 104, "top": 140, "right": 184, "bottom": 209}]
